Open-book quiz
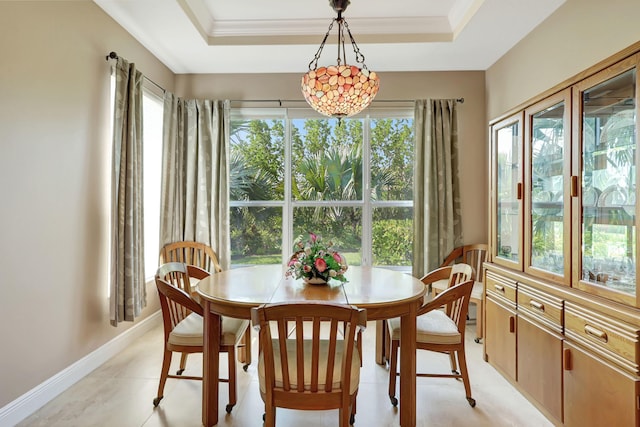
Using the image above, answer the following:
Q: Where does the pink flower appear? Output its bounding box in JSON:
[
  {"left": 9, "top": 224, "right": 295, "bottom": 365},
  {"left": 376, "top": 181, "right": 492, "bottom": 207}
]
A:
[
  {"left": 332, "top": 252, "right": 342, "bottom": 264},
  {"left": 315, "top": 258, "right": 327, "bottom": 272},
  {"left": 303, "top": 265, "right": 312, "bottom": 273},
  {"left": 309, "top": 232, "right": 317, "bottom": 243}
]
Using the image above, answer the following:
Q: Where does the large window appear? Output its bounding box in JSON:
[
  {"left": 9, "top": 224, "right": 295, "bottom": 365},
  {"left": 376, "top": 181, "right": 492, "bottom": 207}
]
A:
[{"left": 229, "top": 109, "right": 414, "bottom": 269}]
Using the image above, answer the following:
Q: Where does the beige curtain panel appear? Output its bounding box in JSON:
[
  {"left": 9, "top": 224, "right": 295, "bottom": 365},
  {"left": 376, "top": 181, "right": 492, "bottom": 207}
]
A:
[
  {"left": 413, "top": 99, "right": 463, "bottom": 278},
  {"left": 109, "top": 56, "right": 147, "bottom": 326},
  {"left": 159, "top": 94, "right": 231, "bottom": 270}
]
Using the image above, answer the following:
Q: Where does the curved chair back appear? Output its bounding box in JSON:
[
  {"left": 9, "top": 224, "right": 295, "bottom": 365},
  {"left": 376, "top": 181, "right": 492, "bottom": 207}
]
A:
[
  {"left": 449, "top": 263, "right": 473, "bottom": 288},
  {"left": 159, "top": 241, "right": 222, "bottom": 273}
]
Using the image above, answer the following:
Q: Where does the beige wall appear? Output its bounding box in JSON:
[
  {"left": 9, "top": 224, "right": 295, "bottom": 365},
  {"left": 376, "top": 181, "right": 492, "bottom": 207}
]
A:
[
  {"left": 0, "top": 2, "right": 173, "bottom": 407},
  {"left": 178, "top": 71, "right": 488, "bottom": 245},
  {"left": 486, "top": 0, "right": 640, "bottom": 120}
]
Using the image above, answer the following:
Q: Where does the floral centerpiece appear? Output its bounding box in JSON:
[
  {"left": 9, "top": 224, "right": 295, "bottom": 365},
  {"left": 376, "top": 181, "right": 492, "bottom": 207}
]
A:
[{"left": 286, "top": 233, "right": 348, "bottom": 284}]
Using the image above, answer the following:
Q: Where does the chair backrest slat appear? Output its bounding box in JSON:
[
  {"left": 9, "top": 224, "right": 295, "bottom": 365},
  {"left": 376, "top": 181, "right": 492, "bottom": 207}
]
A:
[{"left": 461, "top": 244, "right": 488, "bottom": 282}]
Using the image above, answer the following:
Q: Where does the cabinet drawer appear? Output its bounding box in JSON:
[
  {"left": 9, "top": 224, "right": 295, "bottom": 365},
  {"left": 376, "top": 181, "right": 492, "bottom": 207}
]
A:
[
  {"left": 518, "top": 284, "right": 563, "bottom": 332},
  {"left": 565, "top": 301, "right": 639, "bottom": 374},
  {"left": 486, "top": 271, "right": 517, "bottom": 305}
]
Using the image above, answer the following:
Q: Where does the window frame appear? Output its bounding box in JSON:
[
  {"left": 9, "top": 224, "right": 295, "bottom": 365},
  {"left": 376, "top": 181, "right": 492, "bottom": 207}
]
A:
[{"left": 229, "top": 107, "right": 414, "bottom": 271}]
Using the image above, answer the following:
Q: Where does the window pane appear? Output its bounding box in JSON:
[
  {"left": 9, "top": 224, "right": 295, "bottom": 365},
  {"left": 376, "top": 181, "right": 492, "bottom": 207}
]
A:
[
  {"left": 230, "top": 206, "right": 282, "bottom": 265},
  {"left": 291, "top": 118, "right": 363, "bottom": 201},
  {"left": 496, "top": 122, "right": 520, "bottom": 261},
  {"left": 370, "top": 118, "right": 414, "bottom": 201},
  {"left": 230, "top": 119, "right": 285, "bottom": 201},
  {"left": 372, "top": 207, "right": 413, "bottom": 266},
  {"left": 581, "top": 69, "right": 636, "bottom": 294},
  {"left": 293, "top": 206, "right": 362, "bottom": 266},
  {"left": 142, "top": 91, "right": 163, "bottom": 279},
  {"left": 530, "top": 101, "right": 565, "bottom": 274}
]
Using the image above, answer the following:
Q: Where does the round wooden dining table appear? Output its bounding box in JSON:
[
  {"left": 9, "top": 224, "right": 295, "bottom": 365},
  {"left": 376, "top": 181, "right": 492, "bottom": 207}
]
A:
[{"left": 196, "top": 264, "right": 426, "bottom": 427}]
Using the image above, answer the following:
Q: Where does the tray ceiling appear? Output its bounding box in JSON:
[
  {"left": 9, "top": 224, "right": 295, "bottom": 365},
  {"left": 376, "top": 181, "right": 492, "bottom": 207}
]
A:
[{"left": 94, "top": 0, "right": 565, "bottom": 74}]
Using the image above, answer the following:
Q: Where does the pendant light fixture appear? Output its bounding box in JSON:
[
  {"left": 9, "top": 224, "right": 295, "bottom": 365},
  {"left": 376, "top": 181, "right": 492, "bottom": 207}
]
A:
[{"left": 301, "top": 0, "right": 380, "bottom": 118}]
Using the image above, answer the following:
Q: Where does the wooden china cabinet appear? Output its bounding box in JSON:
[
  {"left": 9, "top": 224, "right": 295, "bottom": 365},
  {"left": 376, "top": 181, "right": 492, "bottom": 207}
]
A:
[{"left": 485, "top": 43, "right": 640, "bottom": 426}]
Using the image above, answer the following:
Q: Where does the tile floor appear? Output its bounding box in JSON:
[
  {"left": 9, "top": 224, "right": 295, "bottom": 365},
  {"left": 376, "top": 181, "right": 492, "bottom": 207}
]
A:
[{"left": 18, "top": 321, "right": 553, "bottom": 427}]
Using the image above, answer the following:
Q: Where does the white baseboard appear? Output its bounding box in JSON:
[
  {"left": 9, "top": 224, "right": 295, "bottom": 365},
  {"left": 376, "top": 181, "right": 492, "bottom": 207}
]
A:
[{"left": 0, "top": 312, "right": 161, "bottom": 427}]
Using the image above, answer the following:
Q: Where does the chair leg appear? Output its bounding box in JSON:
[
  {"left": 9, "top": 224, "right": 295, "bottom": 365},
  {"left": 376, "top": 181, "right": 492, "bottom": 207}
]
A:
[
  {"left": 383, "top": 321, "right": 391, "bottom": 365},
  {"left": 243, "top": 327, "right": 252, "bottom": 369},
  {"left": 226, "top": 346, "right": 237, "bottom": 413},
  {"left": 475, "top": 300, "right": 483, "bottom": 343},
  {"left": 339, "top": 406, "right": 348, "bottom": 427},
  {"left": 264, "top": 404, "right": 276, "bottom": 427},
  {"left": 238, "top": 328, "right": 252, "bottom": 370},
  {"left": 388, "top": 339, "right": 399, "bottom": 406},
  {"left": 350, "top": 392, "right": 357, "bottom": 425},
  {"left": 154, "top": 349, "right": 172, "bottom": 406},
  {"left": 457, "top": 349, "right": 476, "bottom": 407},
  {"left": 177, "top": 352, "right": 188, "bottom": 375},
  {"left": 448, "top": 351, "right": 459, "bottom": 374}
]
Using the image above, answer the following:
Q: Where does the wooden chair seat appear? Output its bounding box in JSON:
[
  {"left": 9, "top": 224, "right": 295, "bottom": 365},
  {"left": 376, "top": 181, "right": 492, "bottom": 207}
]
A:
[
  {"left": 168, "top": 313, "right": 249, "bottom": 347},
  {"left": 387, "top": 310, "right": 461, "bottom": 345}
]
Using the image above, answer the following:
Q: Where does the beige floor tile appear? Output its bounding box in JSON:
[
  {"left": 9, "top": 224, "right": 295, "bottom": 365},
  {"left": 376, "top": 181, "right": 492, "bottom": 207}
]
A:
[{"left": 18, "top": 321, "right": 553, "bottom": 427}]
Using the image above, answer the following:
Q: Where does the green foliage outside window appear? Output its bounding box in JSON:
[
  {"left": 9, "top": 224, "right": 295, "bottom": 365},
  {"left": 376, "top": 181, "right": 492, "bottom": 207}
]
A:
[{"left": 229, "top": 114, "right": 414, "bottom": 267}]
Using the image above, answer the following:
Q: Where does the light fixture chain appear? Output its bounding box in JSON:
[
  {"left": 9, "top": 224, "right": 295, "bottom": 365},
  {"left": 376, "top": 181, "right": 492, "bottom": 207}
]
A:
[
  {"left": 343, "top": 20, "right": 366, "bottom": 69},
  {"left": 337, "top": 17, "right": 345, "bottom": 66},
  {"left": 308, "top": 19, "right": 336, "bottom": 70}
]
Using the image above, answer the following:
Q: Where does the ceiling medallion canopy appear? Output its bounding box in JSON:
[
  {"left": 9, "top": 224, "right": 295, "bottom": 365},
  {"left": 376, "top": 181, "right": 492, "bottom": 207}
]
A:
[{"left": 301, "top": 0, "right": 380, "bottom": 118}]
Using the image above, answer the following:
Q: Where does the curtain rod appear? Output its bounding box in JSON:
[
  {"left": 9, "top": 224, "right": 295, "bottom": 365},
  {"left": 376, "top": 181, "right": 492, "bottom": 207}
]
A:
[
  {"left": 105, "top": 52, "right": 465, "bottom": 105},
  {"left": 105, "top": 51, "right": 166, "bottom": 94},
  {"left": 229, "top": 98, "right": 464, "bottom": 105}
]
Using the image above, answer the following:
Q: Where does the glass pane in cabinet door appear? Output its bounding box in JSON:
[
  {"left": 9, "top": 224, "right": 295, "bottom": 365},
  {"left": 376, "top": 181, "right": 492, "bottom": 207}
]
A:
[
  {"left": 531, "top": 102, "right": 565, "bottom": 274},
  {"left": 496, "top": 122, "right": 520, "bottom": 262},
  {"left": 581, "top": 68, "right": 636, "bottom": 296}
]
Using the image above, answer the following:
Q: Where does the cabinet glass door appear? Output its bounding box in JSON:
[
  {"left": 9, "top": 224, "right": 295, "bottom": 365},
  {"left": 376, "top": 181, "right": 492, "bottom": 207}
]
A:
[
  {"left": 576, "top": 65, "right": 637, "bottom": 304},
  {"left": 525, "top": 90, "right": 571, "bottom": 284},
  {"left": 492, "top": 114, "right": 523, "bottom": 269}
]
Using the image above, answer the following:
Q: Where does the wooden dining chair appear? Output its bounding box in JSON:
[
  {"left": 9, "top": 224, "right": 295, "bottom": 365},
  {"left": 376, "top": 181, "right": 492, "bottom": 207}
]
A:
[
  {"left": 159, "top": 240, "right": 252, "bottom": 368},
  {"left": 153, "top": 262, "right": 250, "bottom": 414},
  {"left": 387, "top": 279, "right": 476, "bottom": 408},
  {"left": 251, "top": 302, "right": 367, "bottom": 427},
  {"left": 383, "top": 264, "right": 471, "bottom": 370},
  {"left": 432, "top": 244, "right": 488, "bottom": 343}
]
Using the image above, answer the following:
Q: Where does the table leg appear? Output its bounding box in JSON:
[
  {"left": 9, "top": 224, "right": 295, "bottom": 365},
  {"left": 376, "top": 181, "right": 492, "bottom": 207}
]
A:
[
  {"left": 375, "top": 319, "right": 386, "bottom": 365},
  {"left": 202, "top": 300, "right": 220, "bottom": 427},
  {"left": 399, "top": 304, "right": 418, "bottom": 427}
]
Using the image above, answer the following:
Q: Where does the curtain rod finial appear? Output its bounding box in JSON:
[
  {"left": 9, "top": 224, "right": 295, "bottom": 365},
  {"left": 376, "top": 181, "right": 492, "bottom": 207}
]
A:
[{"left": 106, "top": 51, "right": 118, "bottom": 61}]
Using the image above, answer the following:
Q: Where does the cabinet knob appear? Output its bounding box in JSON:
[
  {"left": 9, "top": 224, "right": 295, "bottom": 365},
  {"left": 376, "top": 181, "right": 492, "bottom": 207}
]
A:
[
  {"left": 509, "top": 315, "right": 515, "bottom": 333},
  {"left": 584, "top": 324, "right": 608, "bottom": 342},
  {"left": 570, "top": 175, "right": 579, "bottom": 197},
  {"left": 529, "top": 300, "right": 545, "bottom": 312},
  {"left": 517, "top": 182, "right": 523, "bottom": 200},
  {"left": 494, "top": 284, "right": 505, "bottom": 293}
]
